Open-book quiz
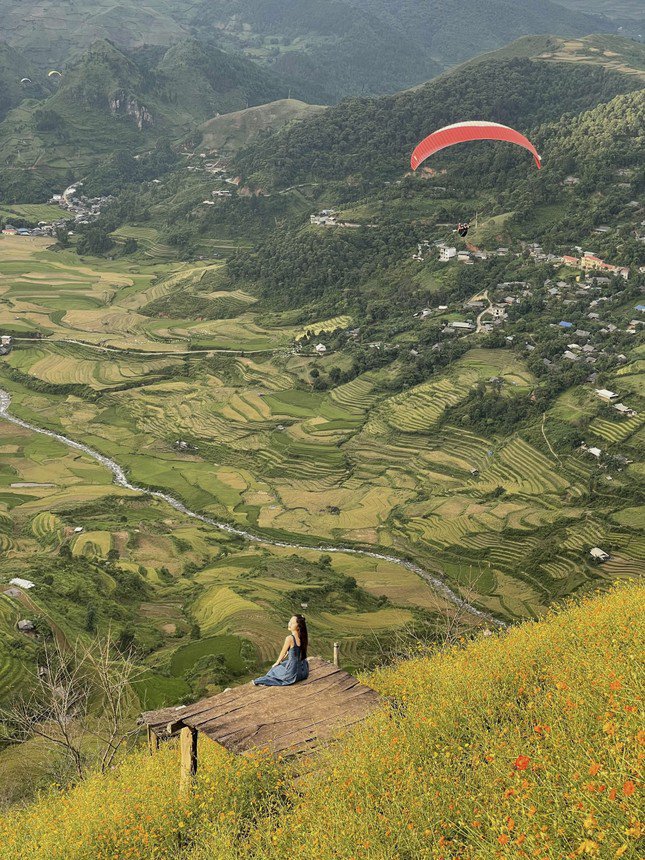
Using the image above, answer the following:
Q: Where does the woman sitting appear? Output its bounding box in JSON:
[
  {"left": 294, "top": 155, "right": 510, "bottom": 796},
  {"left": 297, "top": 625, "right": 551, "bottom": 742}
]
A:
[{"left": 252, "top": 615, "right": 309, "bottom": 687}]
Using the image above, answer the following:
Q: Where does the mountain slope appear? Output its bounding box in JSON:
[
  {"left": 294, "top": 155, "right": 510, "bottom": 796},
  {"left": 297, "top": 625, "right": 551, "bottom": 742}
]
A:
[
  {"left": 0, "top": 37, "right": 298, "bottom": 195},
  {"left": 447, "top": 33, "right": 645, "bottom": 80},
  {"left": 0, "top": 0, "right": 185, "bottom": 67},
  {"left": 155, "top": 39, "right": 296, "bottom": 119},
  {"left": 352, "top": 0, "right": 614, "bottom": 66},
  {"left": 199, "top": 98, "right": 327, "bottom": 155},
  {"left": 1, "top": 583, "right": 641, "bottom": 858},
  {"left": 233, "top": 58, "right": 643, "bottom": 188},
  {"left": 0, "top": 44, "right": 47, "bottom": 122}
]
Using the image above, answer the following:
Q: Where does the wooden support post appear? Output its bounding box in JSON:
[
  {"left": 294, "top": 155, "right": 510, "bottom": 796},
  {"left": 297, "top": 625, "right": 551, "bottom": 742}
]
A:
[
  {"left": 179, "top": 727, "right": 198, "bottom": 793},
  {"left": 333, "top": 642, "right": 340, "bottom": 668},
  {"left": 147, "top": 725, "right": 159, "bottom": 755}
]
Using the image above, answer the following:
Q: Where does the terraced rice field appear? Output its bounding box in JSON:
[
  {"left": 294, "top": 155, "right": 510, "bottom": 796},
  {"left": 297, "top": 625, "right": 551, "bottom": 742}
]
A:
[
  {"left": 0, "top": 237, "right": 641, "bottom": 639},
  {"left": 589, "top": 413, "right": 643, "bottom": 444},
  {"left": 71, "top": 530, "right": 112, "bottom": 558},
  {"left": 7, "top": 345, "right": 180, "bottom": 390},
  {"left": 0, "top": 594, "right": 32, "bottom": 702},
  {"left": 30, "top": 511, "right": 64, "bottom": 547}
]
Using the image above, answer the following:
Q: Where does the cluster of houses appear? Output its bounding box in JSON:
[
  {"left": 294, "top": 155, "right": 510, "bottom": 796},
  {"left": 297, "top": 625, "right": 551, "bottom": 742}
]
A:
[
  {"left": 436, "top": 243, "right": 504, "bottom": 264},
  {"left": 562, "top": 251, "right": 629, "bottom": 280},
  {"left": 594, "top": 388, "right": 638, "bottom": 418},
  {"left": 1, "top": 185, "right": 114, "bottom": 239},
  {"left": 0, "top": 335, "right": 13, "bottom": 356}
]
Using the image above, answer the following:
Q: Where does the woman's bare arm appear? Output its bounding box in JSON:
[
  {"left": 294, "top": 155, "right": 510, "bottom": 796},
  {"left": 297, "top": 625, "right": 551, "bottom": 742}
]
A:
[{"left": 273, "top": 635, "right": 294, "bottom": 666}]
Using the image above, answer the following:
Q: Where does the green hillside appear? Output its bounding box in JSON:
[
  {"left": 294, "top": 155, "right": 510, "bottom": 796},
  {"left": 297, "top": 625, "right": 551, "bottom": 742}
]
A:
[
  {"left": 200, "top": 99, "right": 327, "bottom": 155},
  {"left": 0, "top": 0, "right": 186, "bottom": 67},
  {"left": 155, "top": 39, "right": 299, "bottom": 120},
  {"left": 0, "top": 38, "right": 298, "bottom": 196},
  {"left": 352, "top": 0, "right": 614, "bottom": 66},
  {"left": 0, "top": 44, "right": 48, "bottom": 123},
  {"left": 233, "top": 58, "right": 642, "bottom": 188},
  {"left": 447, "top": 33, "right": 645, "bottom": 80}
]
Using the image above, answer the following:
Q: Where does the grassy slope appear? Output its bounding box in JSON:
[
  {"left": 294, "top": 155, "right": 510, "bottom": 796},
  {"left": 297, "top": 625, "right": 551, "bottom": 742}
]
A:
[
  {"left": 443, "top": 33, "right": 645, "bottom": 81},
  {"left": 0, "top": 582, "right": 641, "bottom": 858},
  {"left": 200, "top": 99, "right": 327, "bottom": 155}
]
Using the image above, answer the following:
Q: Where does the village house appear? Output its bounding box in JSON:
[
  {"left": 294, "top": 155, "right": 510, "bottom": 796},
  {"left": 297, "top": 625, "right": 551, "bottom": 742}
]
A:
[
  {"left": 614, "top": 403, "right": 637, "bottom": 417},
  {"left": 17, "top": 619, "right": 35, "bottom": 633},
  {"left": 590, "top": 547, "right": 610, "bottom": 562},
  {"left": 439, "top": 246, "right": 457, "bottom": 262},
  {"left": 9, "top": 577, "right": 35, "bottom": 589},
  {"left": 595, "top": 389, "right": 619, "bottom": 402},
  {"left": 314, "top": 343, "right": 327, "bottom": 354}
]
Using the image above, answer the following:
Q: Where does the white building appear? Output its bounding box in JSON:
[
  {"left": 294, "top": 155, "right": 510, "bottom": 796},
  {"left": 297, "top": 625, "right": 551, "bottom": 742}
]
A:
[
  {"left": 450, "top": 321, "right": 475, "bottom": 331},
  {"left": 595, "top": 389, "right": 619, "bottom": 402},
  {"left": 590, "top": 547, "right": 610, "bottom": 562},
  {"left": 314, "top": 343, "right": 327, "bottom": 354},
  {"left": 439, "top": 246, "right": 457, "bottom": 262},
  {"left": 9, "top": 577, "right": 35, "bottom": 589}
]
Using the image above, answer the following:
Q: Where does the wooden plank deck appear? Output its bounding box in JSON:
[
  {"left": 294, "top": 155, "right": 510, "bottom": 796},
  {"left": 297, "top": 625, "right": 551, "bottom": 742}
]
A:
[{"left": 140, "top": 657, "right": 382, "bottom": 757}]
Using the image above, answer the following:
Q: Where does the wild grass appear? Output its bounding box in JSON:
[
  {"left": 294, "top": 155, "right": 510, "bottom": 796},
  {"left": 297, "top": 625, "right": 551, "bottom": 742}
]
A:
[{"left": 0, "top": 582, "right": 641, "bottom": 859}]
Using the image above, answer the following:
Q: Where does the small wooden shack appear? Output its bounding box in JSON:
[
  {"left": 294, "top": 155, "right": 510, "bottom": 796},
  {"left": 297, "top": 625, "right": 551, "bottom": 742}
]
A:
[{"left": 140, "top": 656, "right": 382, "bottom": 789}]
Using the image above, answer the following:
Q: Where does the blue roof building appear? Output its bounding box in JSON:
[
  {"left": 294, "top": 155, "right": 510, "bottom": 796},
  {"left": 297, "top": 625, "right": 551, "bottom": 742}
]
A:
[{"left": 558, "top": 321, "right": 574, "bottom": 328}]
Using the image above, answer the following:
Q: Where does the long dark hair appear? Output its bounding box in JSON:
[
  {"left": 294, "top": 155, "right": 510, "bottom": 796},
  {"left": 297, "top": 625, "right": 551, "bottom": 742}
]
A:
[{"left": 294, "top": 614, "right": 308, "bottom": 659}]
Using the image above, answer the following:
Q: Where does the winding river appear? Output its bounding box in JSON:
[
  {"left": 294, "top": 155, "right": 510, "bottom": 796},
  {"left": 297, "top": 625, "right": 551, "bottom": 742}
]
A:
[{"left": 0, "top": 388, "right": 502, "bottom": 627}]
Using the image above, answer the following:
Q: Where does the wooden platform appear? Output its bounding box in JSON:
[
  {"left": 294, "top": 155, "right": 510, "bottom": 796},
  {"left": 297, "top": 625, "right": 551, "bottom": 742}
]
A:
[{"left": 140, "top": 657, "right": 382, "bottom": 758}]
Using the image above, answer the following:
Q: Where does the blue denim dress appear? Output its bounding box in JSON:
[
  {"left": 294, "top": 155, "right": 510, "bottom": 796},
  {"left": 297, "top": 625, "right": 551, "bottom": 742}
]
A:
[{"left": 253, "top": 636, "right": 309, "bottom": 687}]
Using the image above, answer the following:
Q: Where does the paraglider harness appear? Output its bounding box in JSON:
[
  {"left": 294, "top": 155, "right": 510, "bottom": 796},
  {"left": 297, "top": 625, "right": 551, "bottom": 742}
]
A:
[{"left": 457, "top": 222, "right": 469, "bottom": 238}]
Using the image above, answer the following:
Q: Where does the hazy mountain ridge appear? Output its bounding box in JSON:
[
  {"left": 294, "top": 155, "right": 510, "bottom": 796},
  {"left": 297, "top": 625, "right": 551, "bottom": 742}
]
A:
[{"left": 0, "top": 0, "right": 622, "bottom": 101}]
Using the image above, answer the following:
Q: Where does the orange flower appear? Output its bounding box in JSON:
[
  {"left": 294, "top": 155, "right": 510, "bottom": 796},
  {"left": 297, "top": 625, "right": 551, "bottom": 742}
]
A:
[
  {"left": 514, "top": 755, "right": 530, "bottom": 771},
  {"left": 498, "top": 834, "right": 510, "bottom": 845},
  {"left": 588, "top": 763, "right": 602, "bottom": 776},
  {"left": 622, "top": 780, "right": 636, "bottom": 797},
  {"left": 609, "top": 680, "right": 622, "bottom": 691}
]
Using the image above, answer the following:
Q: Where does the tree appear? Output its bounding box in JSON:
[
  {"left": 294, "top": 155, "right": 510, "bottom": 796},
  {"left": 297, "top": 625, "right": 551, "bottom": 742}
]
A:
[
  {"left": 76, "top": 227, "right": 114, "bottom": 257},
  {"left": 85, "top": 605, "right": 97, "bottom": 633},
  {"left": 0, "top": 634, "right": 140, "bottom": 780},
  {"left": 55, "top": 226, "right": 70, "bottom": 247}
]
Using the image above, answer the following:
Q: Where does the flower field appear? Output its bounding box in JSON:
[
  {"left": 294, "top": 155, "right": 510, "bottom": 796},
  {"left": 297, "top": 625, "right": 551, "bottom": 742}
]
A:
[{"left": 1, "top": 582, "right": 642, "bottom": 859}]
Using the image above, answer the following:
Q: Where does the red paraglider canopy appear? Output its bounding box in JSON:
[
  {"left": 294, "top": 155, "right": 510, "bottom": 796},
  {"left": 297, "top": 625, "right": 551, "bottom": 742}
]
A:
[{"left": 410, "top": 121, "right": 542, "bottom": 171}]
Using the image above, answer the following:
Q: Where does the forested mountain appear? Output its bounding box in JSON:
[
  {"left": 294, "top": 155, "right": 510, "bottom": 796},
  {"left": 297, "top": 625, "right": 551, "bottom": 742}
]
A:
[
  {"left": 0, "top": 38, "right": 297, "bottom": 201},
  {"left": 153, "top": 39, "right": 297, "bottom": 117},
  {"left": 351, "top": 0, "right": 613, "bottom": 66},
  {"left": 556, "top": 0, "right": 644, "bottom": 32},
  {"left": 0, "top": 0, "right": 619, "bottom": 101},
  {"left": 233, "top": 59, "right": 643, "bottom": 189}
]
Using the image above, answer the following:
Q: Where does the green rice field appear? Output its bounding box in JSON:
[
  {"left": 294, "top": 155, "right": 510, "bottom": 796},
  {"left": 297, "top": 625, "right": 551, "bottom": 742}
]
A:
[{"left": 0, "top": 232, "right": 642, "bottom": 716}]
